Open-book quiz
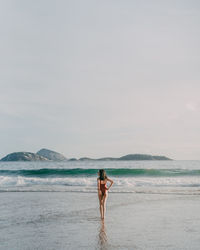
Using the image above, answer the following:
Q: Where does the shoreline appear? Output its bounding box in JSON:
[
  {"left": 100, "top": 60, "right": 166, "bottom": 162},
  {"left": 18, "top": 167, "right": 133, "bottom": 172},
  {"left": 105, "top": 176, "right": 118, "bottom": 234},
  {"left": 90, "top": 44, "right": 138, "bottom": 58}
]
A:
[{"left": 1, "top": 192, "right": 200, "bottom": 249}]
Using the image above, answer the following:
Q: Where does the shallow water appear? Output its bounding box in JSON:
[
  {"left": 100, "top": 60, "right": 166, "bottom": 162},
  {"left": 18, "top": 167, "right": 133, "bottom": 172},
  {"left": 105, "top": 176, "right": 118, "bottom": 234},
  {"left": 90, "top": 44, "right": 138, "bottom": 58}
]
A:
[{"left": 1, "top": 192, "right": 200, "bottom": 250}]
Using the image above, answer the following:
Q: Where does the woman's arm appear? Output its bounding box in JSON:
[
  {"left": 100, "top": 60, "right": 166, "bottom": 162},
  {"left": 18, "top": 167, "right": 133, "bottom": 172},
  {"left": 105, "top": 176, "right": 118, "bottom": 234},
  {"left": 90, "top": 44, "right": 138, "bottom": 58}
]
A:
[{"left": 106, "top": 177, "right": 114, "bottom": 190}]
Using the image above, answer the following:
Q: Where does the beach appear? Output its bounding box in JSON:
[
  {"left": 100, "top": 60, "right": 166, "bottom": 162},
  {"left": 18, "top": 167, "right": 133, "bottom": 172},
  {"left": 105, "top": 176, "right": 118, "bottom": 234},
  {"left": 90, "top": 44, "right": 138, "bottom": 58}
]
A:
[
  {"left": 1, "top": 191, "right": 200, "bottom": 250},
  {"left": 2, "top": 0, "right": 200, "bottom": 248}
]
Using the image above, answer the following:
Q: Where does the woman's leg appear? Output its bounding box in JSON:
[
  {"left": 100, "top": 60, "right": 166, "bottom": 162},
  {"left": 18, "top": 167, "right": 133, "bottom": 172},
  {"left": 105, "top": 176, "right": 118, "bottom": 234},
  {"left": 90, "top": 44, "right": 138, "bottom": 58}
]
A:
[
  {"left": 98, "top": 192, "right": 103, "bottom": 219},
  {"left": 102, "top": 192, "right": 108, "bottom": 219}
]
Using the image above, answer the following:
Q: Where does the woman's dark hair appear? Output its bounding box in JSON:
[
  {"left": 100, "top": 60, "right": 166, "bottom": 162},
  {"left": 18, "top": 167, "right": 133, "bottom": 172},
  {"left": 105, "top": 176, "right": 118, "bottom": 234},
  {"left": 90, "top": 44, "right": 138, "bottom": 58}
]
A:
[{"left": 99, "top": 169, "right": 107, "bottom": 180}]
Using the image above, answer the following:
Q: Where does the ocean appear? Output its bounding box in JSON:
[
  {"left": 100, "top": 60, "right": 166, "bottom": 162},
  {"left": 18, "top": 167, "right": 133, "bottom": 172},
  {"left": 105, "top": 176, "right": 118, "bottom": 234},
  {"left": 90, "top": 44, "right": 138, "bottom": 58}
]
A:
[
  {"left": 1, "top": 160, "right": 200, "bottom": 194},
  {"left": 1, "top": 161, "right": 200, "bottom": 249}
]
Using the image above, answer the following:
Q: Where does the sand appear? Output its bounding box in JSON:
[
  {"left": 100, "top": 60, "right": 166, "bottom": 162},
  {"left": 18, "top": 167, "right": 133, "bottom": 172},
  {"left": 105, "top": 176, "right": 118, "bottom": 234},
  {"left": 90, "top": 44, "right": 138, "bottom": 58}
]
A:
[{"left": 1, "top": 191, "right": 200, "bottom": 250}]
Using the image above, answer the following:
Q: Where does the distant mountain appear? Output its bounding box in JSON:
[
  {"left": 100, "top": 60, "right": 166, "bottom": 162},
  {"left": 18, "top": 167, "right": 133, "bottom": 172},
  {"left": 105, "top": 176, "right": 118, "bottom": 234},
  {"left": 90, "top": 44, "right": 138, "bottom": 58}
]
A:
[
  {"left": 1, "top": 152, "right": 48, "bottom": 161},
  {"left": 68, "top": 158, "right": 78, "bottom": 161},
  {"left": 96, "top": 157, "right": 118, "bottom": 161},
  {"left": 118, "top": 154, "right": 171, "bottom": 161},
  {"left": 36, "top": 148, "right": 67, "bottom": 161},
  {"left": 79, "top": 157, "right": 93, "bottom": 161},
  {"left": 79, "top": 157, "right": 117, "bottom": 161},
  {"left": 0, "top": 150, "right": 172, "bottom": 162},
  {"left": 79, "top": 154, "right": 172, "bottom": 161}
]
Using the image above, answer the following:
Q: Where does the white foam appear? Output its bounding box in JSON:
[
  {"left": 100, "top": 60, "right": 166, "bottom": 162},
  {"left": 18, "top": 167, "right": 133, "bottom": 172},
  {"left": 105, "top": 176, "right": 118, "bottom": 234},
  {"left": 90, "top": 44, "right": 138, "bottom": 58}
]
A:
[{"left": 0, "top": 176, "right": 200, "bottom": 191}]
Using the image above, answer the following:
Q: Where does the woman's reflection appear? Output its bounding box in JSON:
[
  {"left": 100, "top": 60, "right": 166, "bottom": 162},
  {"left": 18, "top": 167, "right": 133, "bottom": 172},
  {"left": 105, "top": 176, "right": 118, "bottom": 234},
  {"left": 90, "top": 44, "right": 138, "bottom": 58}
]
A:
[{"left": 98, "top": 220, "right": 108, "bottom": 249}]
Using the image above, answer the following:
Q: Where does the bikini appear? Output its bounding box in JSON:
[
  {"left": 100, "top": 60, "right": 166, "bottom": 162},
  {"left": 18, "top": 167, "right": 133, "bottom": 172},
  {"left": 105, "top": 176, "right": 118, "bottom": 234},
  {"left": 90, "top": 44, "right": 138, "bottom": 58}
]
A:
[{"left": 100, "top": 179, "right": 108, "bottom": 195}]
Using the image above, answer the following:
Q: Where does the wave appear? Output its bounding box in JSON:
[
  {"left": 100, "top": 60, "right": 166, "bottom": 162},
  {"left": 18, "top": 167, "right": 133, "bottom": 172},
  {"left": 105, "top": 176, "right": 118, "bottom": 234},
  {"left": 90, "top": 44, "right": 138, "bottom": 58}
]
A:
[
  {"left": 1, "top": 175, "right": 200, "bottom": 186},
  {"left": 1, "top": 168, "right": 200, "bottom": 177},
  {"left": 0, "top": 175, "right": 200, "bottom": 194},
  {"left": 1, "top": 171, "right": 200, "bottom": 193}
]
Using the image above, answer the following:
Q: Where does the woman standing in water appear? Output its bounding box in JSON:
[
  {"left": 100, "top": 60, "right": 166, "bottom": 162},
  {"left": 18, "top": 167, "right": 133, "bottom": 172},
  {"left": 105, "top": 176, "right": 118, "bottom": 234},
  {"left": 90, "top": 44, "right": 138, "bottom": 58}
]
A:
[{"left": 97, "top": 169, "right": 114, "bottom": 220}]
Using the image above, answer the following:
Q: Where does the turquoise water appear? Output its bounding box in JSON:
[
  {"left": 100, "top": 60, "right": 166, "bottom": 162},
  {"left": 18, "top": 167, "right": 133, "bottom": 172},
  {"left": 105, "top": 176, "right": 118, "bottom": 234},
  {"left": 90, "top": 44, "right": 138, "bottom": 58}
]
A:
[
  {"left": 2, "top": 167, "right": 200, "bottom": 177},
  {"left": 0, "top": 161, "right": 200, "bottom": 194}
]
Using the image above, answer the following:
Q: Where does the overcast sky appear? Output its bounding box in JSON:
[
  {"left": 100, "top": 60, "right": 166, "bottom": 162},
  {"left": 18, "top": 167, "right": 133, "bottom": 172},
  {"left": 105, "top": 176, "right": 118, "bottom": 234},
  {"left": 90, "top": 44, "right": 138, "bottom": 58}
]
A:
[{"left": 0, "top": 0, "right": 200, "bottom": 160}]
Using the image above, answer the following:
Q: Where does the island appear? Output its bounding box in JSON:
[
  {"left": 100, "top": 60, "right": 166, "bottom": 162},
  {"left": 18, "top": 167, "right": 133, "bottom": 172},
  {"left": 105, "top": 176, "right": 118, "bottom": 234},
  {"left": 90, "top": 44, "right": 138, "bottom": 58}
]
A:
[
  {"left": 0, "top": 150, "right": 172, "bottom": 161},
  {"left": 37, "top": 148, "right": 67, "bottom": 161},
  {"left": 0, "top": 152, "right": 48, "bottom": 161},
  {"left": 0, "top": 148, "right": 67, "bottom": 162},
  {"left": 78, "top": 154, "right": 172, "bottom": 161}
]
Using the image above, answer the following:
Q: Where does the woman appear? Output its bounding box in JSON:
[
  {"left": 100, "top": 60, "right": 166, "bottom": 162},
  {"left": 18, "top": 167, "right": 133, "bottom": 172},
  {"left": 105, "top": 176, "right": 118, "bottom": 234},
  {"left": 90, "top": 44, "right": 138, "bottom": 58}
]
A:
[{"left": 97, "top": 169, "right": 114, "bottom": 220}]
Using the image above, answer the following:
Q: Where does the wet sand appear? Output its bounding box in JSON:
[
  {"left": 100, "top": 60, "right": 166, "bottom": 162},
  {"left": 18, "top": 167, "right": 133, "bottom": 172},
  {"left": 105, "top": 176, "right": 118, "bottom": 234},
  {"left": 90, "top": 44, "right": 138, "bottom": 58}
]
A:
[{"left": 0, "top": 192, "right": 200, "bottom": 249}]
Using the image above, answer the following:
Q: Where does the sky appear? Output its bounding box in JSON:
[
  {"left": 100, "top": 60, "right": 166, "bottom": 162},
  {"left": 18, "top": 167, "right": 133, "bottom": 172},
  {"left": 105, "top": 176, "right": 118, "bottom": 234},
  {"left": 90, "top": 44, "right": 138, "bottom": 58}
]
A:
[{"left": 0, "top": 0, "right": 200, "bottom": 160}]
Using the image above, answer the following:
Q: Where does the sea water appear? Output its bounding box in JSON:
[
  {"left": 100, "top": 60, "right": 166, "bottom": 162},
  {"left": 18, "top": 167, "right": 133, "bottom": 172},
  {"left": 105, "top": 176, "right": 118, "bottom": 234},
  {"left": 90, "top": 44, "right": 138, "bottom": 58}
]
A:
[
  {"left": 0, "top": 160, "right": 200, "bottom": 194},
  {"left": 1, "top": 161, "right": 200, "bottom": 250}
]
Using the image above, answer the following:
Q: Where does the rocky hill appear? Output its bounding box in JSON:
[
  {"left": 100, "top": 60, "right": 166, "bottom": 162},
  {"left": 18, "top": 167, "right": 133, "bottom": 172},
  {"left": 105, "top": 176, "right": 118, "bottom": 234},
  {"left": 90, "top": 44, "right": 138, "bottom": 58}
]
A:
[
  {"left": 36, "top": 148, "right": 67, "bottom": 161},
  {"left": 1, "top": 152, "right": 48, "bottom": 161},
  {"left": 118, "top": 154, "right": 171, "bottom": 161},
  {"left": 0, "top": 150, "right": 172, "bottom": 162},
  {"left": 78, "top": 154, "right": 172, "bottom": 161}
]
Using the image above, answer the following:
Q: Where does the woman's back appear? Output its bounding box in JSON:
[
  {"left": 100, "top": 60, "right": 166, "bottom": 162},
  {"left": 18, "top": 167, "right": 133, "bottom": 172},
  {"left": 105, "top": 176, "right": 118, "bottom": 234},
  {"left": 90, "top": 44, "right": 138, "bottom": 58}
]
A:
[{"left": 99, "top": 178, "right": 107, "bottom": 184}]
